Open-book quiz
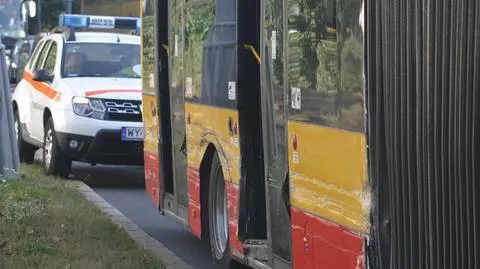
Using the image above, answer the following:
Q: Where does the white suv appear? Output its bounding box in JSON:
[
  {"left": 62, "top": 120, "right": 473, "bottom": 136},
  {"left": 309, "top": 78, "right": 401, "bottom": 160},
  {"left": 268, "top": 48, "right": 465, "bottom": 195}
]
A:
[{"left": 12, "top": 14, "right": 144, "bottom": 178}]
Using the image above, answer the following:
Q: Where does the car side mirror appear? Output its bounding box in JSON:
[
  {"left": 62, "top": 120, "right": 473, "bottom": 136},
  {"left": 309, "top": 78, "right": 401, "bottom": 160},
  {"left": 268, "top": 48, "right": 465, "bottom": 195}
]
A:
[{"left": 32, "top": 69, "right": 53, "bottom": 82}]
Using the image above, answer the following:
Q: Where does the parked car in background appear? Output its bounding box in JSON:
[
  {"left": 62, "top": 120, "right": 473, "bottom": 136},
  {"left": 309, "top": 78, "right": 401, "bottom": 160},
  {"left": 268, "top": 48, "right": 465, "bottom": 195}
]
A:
[
  {"left": 1, "top": 0, "right": 39, "bottom": 83},
  {"left": 8, "top": 35, "right": 36, "bottom": 83},
  {"left": 12, "top": 14, "right": 143, "bottom": 177}
]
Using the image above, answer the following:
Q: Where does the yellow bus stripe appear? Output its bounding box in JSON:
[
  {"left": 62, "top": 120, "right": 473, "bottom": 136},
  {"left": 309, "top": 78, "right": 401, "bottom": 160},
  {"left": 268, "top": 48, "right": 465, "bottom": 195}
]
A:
[{"left": 288, "top": 121, "right": 368, "bottom": 232}]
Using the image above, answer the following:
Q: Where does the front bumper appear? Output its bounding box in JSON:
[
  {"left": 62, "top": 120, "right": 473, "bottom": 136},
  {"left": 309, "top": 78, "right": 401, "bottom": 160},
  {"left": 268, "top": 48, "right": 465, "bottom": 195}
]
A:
[{"left": 56, "top": 129, "right": 143, "bottom": 166}]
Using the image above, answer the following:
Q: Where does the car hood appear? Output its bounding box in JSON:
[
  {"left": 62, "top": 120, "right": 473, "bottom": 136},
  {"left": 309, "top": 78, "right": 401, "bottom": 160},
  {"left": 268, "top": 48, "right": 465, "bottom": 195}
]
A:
[{"left": 63, "top": 77, "right": 142, "bottom": 100}]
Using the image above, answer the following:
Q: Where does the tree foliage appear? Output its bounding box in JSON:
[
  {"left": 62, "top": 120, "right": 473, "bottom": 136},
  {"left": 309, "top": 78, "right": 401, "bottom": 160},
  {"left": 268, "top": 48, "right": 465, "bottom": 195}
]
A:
[{"left": 27, "top": 0, "right": 81, "bottom": 34}]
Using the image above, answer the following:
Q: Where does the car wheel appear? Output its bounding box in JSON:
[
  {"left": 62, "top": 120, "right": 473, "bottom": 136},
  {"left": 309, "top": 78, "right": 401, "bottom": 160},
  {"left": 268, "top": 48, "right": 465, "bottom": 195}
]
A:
[
  {"left": 43, "top": 117, "right": 71, "bottom": 178},
  {"left": 208, "top": 153, "right": 233, "bottom": 267},
  {"left": 14, "top": 109, "right": 36, "bottom": 163}
]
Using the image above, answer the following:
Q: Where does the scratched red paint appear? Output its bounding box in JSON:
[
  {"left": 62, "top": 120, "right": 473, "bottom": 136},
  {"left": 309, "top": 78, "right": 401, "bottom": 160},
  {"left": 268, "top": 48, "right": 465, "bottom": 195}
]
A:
[
  {"left": 226, "top": 183, "right": 243, "bottom": 254},
  {"left": 187, "top": 167, "right": 202, "bottom": 238},
  {"left": 186, "top": 168, "right": 243, "bottom": 252},
  {"left": 144, "top": 152, "right": 160, "bottom": 207},
  {"left": 291, "top": 207, "right": 364, "bottom": 269}
]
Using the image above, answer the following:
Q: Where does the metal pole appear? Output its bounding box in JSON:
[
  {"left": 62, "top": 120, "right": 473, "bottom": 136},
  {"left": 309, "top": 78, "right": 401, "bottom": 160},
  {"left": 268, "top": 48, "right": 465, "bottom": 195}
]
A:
[
  {"left": 67, "top": 0, "right": 72, "bottom": 14},
  {"left": 37, "top": 0, "right": 41, "bottom": 33},
  {"left": 24, "top": 1, "right": 29, "bottom": 35},
  {"left": 0, "top": 42, "right": 20, "bottom": 181}
]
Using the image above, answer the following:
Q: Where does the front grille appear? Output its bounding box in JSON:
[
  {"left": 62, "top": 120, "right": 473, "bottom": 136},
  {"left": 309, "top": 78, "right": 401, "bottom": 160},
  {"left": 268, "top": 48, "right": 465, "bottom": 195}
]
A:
[
  {"left": 103, "top": 99, "right": 142, "bottom": 122},
  {"left": 98, "top": 137, "right": 143, "bottom": 154}
]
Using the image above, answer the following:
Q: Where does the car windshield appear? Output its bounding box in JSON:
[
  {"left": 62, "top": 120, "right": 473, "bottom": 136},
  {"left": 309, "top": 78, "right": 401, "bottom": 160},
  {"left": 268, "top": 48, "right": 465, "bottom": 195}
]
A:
[{"left": 62, "top": 43, "right": 140, "bottom": 78}]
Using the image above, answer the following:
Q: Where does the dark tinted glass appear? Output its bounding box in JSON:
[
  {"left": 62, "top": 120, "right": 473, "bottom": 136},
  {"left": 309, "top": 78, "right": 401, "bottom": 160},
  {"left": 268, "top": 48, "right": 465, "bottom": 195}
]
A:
[{"left": 287, "top": 0, "right": 364, "bottom": 132}]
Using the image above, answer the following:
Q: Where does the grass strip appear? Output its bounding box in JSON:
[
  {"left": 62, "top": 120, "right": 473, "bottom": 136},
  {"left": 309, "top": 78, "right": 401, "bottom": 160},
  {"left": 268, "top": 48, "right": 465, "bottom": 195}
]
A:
[{"left": 0, "top": 164, "right": 164, "bottom": 269}]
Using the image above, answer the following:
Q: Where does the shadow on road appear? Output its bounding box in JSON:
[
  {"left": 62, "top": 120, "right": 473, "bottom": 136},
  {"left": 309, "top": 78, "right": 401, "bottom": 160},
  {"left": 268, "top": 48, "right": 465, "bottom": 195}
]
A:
[
  {"left": 71, "top": 162, "right": 145, "bottom": 188},
  {"left": 34, "top": 148, "right": 144, "bottom": 188}
]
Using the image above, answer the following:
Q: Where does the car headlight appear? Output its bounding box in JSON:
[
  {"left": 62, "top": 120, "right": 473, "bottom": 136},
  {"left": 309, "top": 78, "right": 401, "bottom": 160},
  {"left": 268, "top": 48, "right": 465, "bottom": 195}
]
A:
[{"left": 72, "top": 96, "right": 106, "bottom": 120}]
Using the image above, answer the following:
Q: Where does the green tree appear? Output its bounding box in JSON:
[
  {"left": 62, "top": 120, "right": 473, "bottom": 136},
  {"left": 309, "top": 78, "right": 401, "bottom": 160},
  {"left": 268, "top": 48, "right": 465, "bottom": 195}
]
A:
[{"left": 28, "top": 0, "right": 82, "bottom": 34}]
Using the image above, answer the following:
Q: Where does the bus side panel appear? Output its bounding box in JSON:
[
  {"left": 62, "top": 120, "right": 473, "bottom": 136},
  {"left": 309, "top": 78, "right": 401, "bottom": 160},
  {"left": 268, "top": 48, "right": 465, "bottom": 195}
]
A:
[
  {"left": 287, "top": 122, "right": 368, "bottom": 268},
  {"left": 288, "top": 122, "right": 368, "bottom": 231},
  {"left": 143, "top": 94, "right": 161, "bottom": 207},
  {"left": 291, "top": 207, "right": 363, "bottom": 269},
  {"left": 185, "top": 102, "right": 242, "bottom": 252},
  {"left": 185, "top": 103, "right": 240, "bottom": 185}
]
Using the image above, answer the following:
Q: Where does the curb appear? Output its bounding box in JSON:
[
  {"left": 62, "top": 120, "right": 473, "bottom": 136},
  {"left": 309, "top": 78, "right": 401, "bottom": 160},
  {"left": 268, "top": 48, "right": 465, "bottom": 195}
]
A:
[{"left": 72, "top": 180, "right": 193, "bottom": 269}]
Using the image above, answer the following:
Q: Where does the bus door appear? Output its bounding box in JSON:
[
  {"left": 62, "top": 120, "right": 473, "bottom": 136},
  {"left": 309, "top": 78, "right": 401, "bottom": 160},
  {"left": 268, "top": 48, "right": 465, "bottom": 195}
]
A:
[
  {"left": 143, "top": 0, "right": 165, "bottom": 210},
  {"left": 259, "top": 0, "right": 292, "bottom": 268},
  {"left": 144, "top": 0, "right": 189, "bottom": 220},
  {"left": 236, "top": 0, "right": 269, "bottom": 249},
  {"left": 163, "top": 0, "right": 189, "bottom": 221}
]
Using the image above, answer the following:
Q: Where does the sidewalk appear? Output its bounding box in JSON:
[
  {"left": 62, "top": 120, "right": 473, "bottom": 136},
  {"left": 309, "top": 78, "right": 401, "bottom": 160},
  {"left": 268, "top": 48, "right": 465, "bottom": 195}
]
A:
[{"left": 0, "top": 164, "right": 164, "bottom": 269}]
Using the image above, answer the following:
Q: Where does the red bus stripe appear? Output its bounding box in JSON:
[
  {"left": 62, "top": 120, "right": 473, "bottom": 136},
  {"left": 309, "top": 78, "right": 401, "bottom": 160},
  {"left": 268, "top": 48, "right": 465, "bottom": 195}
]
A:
[{"left": 291, "top": 207, "right": 364, "bottom": 269}]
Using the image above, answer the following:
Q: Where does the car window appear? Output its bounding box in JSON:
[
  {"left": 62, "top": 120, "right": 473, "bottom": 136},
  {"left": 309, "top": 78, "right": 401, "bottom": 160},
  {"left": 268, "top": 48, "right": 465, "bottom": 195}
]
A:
[
  {"left": 62, "top": 42, "right": 140, "bottom": 78},
  {"left": 34, "top": 40, "right": 52, "bottom": 71},
  {"left": 43, "top": 42, "right": 57, "bottom": 75},
  {"left": 28, "top": 41, "right": 35, "bottom": 54},
  {"left": 21, "top": 42, "right": 29, "bottom": 55},
  {"left": 26, "top": 40, "right": 45, "bottom": 71}
]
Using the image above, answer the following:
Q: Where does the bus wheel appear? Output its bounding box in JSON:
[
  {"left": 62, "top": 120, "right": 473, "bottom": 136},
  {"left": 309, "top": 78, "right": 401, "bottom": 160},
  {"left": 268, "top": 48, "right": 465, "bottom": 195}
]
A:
[{"left": 208, "top": 153, "right": 232, "bottom": 266}]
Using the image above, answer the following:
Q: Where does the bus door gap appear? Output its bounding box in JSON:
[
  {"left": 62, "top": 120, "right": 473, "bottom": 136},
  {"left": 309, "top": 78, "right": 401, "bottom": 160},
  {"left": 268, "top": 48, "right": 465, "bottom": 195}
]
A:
[{"left": 237, "top": 0, "right": 267, "bottom": 242}]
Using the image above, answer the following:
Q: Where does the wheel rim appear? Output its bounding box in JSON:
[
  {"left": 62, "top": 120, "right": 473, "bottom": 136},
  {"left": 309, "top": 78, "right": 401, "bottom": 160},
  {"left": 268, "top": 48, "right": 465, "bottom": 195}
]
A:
[
  {"left": 213, "top": 169, "right": 228, "bottom": 255},
  {"left": 44, "top": 128, "right": 53, "bottom": 168}
]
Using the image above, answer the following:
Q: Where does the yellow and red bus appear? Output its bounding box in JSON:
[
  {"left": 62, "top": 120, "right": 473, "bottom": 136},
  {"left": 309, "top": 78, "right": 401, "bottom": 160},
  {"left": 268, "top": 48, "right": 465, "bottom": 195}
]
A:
[{"left": 141, "top": 0, "right": 480, "bottom": 268}]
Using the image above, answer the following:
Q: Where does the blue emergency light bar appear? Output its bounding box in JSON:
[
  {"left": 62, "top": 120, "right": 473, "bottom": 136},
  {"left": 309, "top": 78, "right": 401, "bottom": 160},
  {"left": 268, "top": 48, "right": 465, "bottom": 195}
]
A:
[{"left": 58, "top": 14, "right": 140, "bottom": 31}]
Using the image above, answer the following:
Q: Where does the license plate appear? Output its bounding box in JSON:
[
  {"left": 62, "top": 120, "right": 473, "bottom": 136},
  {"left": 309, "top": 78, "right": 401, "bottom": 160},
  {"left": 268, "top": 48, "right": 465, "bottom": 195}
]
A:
[{"left": 121, "top": 127, "right": 144, "bottom": 141}]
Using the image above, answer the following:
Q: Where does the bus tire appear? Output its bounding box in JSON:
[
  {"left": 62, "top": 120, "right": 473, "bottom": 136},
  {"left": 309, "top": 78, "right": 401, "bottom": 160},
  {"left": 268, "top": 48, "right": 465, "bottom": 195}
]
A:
[
  {"left": 208, "top": 153, "right": 232, "bottom": 267},
  {"left": 43, "top": 117, "right": 71, "bottom": 178}
]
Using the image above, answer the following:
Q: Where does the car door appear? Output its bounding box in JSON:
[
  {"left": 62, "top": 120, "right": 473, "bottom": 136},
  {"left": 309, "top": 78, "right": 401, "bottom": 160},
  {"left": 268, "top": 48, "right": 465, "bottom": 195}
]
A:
[
  {"left": 29, "top": 39, "right": 54, "bottom": 141},
  {"left": 16, "top": 39, "right": 47, "bottom": 142}
]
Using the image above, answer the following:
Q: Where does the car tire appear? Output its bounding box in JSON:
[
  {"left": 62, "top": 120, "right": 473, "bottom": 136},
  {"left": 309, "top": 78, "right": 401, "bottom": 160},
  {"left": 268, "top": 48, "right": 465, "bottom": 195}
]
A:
[
  {"left": 43, "top": 117, "right": 71, "bottom": 178},
  {"left": 14, "top": 109, "right": 36, "bottom": 163},
  {"left": 208, "top": 153, "right": 233, "bottom": 267}
]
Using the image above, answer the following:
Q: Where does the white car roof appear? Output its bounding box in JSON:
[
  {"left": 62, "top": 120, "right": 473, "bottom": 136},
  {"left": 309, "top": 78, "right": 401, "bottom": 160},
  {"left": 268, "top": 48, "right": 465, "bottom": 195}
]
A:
[{"left": 52, "top": 32, "right": 140, "bottom": 45}]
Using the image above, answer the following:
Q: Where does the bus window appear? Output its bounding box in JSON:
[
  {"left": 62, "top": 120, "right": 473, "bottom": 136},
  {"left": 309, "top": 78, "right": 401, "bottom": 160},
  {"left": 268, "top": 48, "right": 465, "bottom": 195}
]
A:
[
  {"left": 184, "top": 0, "right": 215, "bottom": 102},
  {"left": 288, "top": 0, "right": 364, "bottom": 132},
  {"left": 264, "top": 0, "right": 287, "bottom": 177},
  {"left": 264, "top": 0, "right": 290, "bottom": 262},
  {"left": 184, "top": 0, "right": 237, "bottom": 109}
]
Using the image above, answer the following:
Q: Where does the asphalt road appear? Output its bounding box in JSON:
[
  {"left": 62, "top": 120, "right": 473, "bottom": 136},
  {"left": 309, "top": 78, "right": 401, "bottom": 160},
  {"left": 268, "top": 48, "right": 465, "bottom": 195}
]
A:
[
  {"left": 12, "top": 78, "right": 244, "bottom": 269},
  {"left": 71, "top": 162, "right": 223, "bottom": 269}
]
